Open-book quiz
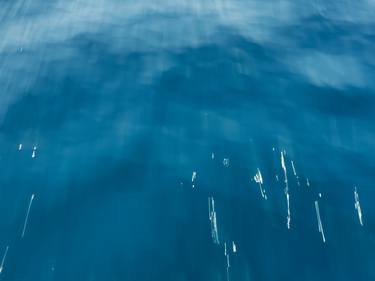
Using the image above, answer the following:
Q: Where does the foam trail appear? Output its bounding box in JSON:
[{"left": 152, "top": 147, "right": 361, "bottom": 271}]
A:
[
  {"left": 208, "top": 197, "right": 220, "bottom": 244},
  {"left": 354, "top": 187, "right": 364, "bottom": 226},
  {"left": 232, "top": 241, "right": 237, "bottom": 253},
  {"left": 0, "top": 246, "right": 9, "bottom": 274},
  {"left": 254, "top": 168, "right": 267, "bottom": 199},
  {"left": 223, "top": 243, "right": 230, "bottom": 281},
  {"left": 314, "top": 200, "right": 326, "bottom": 243},
  {"left": 281, "top": 151, "right": 291, "bottom": 229},
  {"left": 191, "top": 171, "right": 197, "bottom": 188},
  {"left": 223, "top": 158, "right": 230, "bottom": 167},
  {"left": 290, "top": 160, "right": 300, "bottom": 186},
  {"left": 31, "top": 146, "right": 37, "bottom": 158},
  {"left": 208, "top": 197, "right": 211, "bottom": 219},
  {"left": 21, "top": 194, "right": 35, "bottom": 238},
  {"left": 306, "top": 178, "right": 310, "bottom": 187},
  {"left": 226, "top": 254, "right": 230, "bottom": 281}
]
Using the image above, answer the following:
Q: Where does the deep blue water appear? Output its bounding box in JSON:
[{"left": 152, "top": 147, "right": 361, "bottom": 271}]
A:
[{"left": 0, "top": 1, "right": 374, "bottom": 280}]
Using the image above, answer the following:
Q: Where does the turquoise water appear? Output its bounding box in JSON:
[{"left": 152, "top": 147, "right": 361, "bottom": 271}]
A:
[{"left": 0, "top": 1, "right": 374, "bottom": 280}]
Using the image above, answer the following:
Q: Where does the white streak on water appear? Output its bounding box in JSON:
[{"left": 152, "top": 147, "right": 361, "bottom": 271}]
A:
[
  {"left": 31, "top": 146, "right": 37, "bottom": 158},
  {"left": 232, "top": 241, "right": 236, "bottom": 253},
  {"left": 254, "top": 168, "right": 267, "bottom": 200},
  {"left": 291, "top": 160, "right": 297, "bottom": 176},
  {"left": 354, "top": 187, "right": 364, "bottom": 226},
  {"left": 0, "top": 246, "right": 9, "bottom": 274},
  {"left": 226, "top": 254, "right": 230, "bottom": 281},
  {"left": 191, "top": 171, "right": 197, "bottom": 188},
  {"left": 314, "top": 200, "right": 326, "bottom": 243},
  {"left": 224, "top": 243, "right": 230, "bottom": 281},
  {"left": 21, "top": 193, "right": 35, "bottom": 238},
  {"left": 208, "top": 197, "right": 219, "bottom": 244},
  {"left": 281, "top": 151, "right": 291, "bottom": 229},
  {"left": 290, "top": 160, "right": 300, "bottom": 186}
]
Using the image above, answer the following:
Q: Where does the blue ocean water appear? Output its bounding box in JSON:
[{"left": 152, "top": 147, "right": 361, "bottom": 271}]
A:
[{"left": 0, "top": 1, "right": 374, "bottom": 280}]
